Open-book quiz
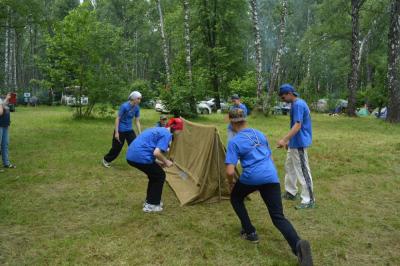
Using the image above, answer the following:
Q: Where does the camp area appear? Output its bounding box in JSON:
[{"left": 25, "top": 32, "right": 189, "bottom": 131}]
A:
[
  {"left": 0, "top": 107, "right": 399, "bottom": 265},
  {"left": 2, "top": 0, "right": 400, "bottom": 265}
]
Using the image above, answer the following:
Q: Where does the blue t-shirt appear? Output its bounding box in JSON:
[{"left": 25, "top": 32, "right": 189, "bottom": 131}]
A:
[
  {"left": 228, "top": 103, "right": 248, "bottom": 130},
  {"left": 289, "top": 98, "right": 312, "bottom": 148},
  {"left": 118, "top": 102, "right": 140, "bottom": 132},
  {"left": 126, "top": 127, "right": 172, "bottom": 164},
  {"left": 225, "top": 128, "right": 279, "bottom": 185}
]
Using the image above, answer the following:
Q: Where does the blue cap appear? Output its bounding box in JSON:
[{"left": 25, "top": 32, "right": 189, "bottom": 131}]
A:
[
  {"left": 231, "top": 94, "right": 240, "bottom": 100},
  {"left": 279, "top": 84, "right": 299, "bottom": 97}
]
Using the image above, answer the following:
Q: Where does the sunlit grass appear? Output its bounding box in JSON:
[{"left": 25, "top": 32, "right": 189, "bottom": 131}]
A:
[{"left": 0, "top": 106, "right": 399, "bottom": 265}]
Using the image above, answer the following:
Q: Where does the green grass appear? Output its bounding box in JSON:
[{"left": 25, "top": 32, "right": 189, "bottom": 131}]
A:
[{"left": 0, "top": 106, "right": 399, "bottom": 265}]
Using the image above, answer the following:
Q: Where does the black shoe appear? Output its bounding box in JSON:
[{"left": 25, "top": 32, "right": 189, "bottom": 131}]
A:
[
  {"left": 4, "top": 164, "right": 16, "bottom": 169},
  {"left": 282, "top": 191, "right": 298, "bottom": 201},
  {"left": 296, "top": 240, "right": 313, "bottom": 266},
  {"left": 240, "top": 229, "right": 259, "bottom": 244}
]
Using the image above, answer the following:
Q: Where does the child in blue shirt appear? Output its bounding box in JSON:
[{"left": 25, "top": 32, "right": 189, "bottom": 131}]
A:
[
  {"left": 102, "top": 91, "right": 142, "bottom": 168},
  {"left": 126, "top": 127, "right": 173, "bottom": 213},
  {"left": 277, "top": 84, "right": 315, "bottom": 210},
  {"left": 225, "top": 108, "right": 313, "bottom": 265}
]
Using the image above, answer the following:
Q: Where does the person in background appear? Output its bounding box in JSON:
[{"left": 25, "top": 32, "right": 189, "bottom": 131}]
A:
[
  {"left": 227, "top": 94, "right": 248, "bottom": 141},
  {"left": 126, "top": 127, "right": 173, "bottom": 213},
  {"left": 277, "top": 84, "right": 315, "bottom": 210},
  {"left": 156, "top": 114, "right": 168, "bottom": 127},
  {"left": 102, "top": 91, "right": 142, "bottom": 168},
  {"left": 225, "top": 108, "right": 313, "bottom": 266},
  {"left": 0, "top": 93, "right": 16, "bottom": 168}
]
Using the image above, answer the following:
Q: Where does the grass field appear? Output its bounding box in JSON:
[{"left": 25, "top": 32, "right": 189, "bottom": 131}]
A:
[{"left": 0, "top": 106, "right": 399, "bottom": 265}]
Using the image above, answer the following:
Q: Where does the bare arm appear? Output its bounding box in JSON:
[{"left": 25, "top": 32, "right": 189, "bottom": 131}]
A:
[
  {"left": 153, "top": 148, "right": 173, "bottom": 167},
  {"left": 277, "top": 122, "right": 301, "bottom": 148},
  {"left": 114, "top": 116, "right": 120, "bottom": 142},
  {"left": 226, "top": 164, "right": 236, "bottom": 190},
  {"left": 135, "top": 117, "right": 141, "bottom": 134}
]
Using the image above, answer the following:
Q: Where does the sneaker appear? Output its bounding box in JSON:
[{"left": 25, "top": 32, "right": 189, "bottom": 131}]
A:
[
  {"left": 4, "top": 164, "right": 16, "bottom": 169},
  {"left": 295, "top": 202, "right": 315, "bottom": 210},
  {"left": 240, "top": 229, "right": 259, "bottom": 244},
  {"left": 143, "top": 200, "right": 163, "bottom": 208},
  {"left": 296, "top": 240, "right": 313, "bottom": 266},
  {"left": 102, "top": 158, "right": 111, "bottom": 168},
  {"left": 282, "top": 191, "right": 298, "bottom": 201},
  {"left": 142, "top": 202, "right": 163, "bottom": 213}
]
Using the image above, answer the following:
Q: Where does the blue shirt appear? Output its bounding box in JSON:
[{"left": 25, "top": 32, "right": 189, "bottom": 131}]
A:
[
  {"left": 118, "top": 102, "right": 140, "bottom": 132},
  {"left": 225, "top": 128, "right": 279, "bottom": 185},
  {"left": 228, "top": 103, "right": 248, "bottom": 130},
  {"left": 126, "top": 127, "right": 172, "bottom": 164},
  {"left": 289, "top": 98, "right": 312, "bottom": 148}
]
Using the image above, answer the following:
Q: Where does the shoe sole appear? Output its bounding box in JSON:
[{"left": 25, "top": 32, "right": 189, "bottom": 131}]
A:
[
  {"left": 240, "top": 235, "right": 259, "bottom": 244},
  {"left": 297, "top": 240, "right": 313, "bottom": 266},
  {"left": 295, "top": 204, "right": 316, "bottom": 210},
  {"left": 102, "top": 160, "right": 111, "bottom": 168},
  {"left": 142, "top": 208, "right": 163, "bottom": 213}
]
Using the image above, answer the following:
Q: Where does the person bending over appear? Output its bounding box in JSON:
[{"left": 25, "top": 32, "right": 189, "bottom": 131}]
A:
[{"left": 126, "top": 127, "right": 173, "bottom": 213}]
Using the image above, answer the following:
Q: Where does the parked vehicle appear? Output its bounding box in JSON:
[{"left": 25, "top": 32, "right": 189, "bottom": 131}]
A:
[
  {"left": 155, "top": 100, "right": 168, "bottom": 113},
  {"left": 62, "top": 95, "right": 89, "bottom": 106},
  {"left": 273, "top": 102, "right": 291, "bottom": 115},
  {"left": 203, "top": 98, "right": 228, "bottom": 111},
  {"left": 154, "top": 99, "right": 212, "bottom": 115},
  {"left": 197, "top": 102, "right": 212, "bottom": 114}
]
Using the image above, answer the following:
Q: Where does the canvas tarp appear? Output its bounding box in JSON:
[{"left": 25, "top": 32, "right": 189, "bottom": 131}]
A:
[{"left": 165, "top": 119, "right": 237, "bottom": 206}]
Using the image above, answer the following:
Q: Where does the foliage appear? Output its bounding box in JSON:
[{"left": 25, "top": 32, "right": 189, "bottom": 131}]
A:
[
  {"left": 0, "top": 0, "right": 398, "bottom": 121},
  {"left": 357, "top": 85, "right": 388, "bottom": 108},
  {"left": 42, "top": 3, "right": 126, "bottom": 117},
  {"left": 228, "top": 71, "right": 258, "bottom": 98}
]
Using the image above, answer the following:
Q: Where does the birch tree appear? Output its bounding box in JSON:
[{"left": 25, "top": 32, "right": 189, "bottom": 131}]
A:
[
  {"left": 387, "top": 0, "right": 400, "bottom": 123},
  {"left": 155, "top": 0, "right": 171, "bottom": 86},
  {"left": 182, "top": 0, "right": 196, "bottom": 112},
  {"left": 264, "top": 0, "right": 288, "bottom": 114},
  {"left": 249, "top": 0, "right": 263, "bottom": 102},
  {"left": 347, "top": 0, "right": 366, "bottom": 116}
]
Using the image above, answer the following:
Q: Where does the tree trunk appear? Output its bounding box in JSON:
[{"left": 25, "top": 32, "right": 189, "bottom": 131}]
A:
[
  {"left": 306, "top": 8, "right": 312, "bottom": 79},
  {"left": 249, "top": 0, "right": 263, "bottom": 101},
  {"left": 10, "top": 27, "right": 17, "bottom": 90},
  {"left": 156, "top": 0, "right": 171, "bottom": 86},
  {"left": 183, "top": 0, "right": 196, "bottom": 113},
  {"left": 264, "top": 0, "right": 287, "bottom": 114},
  {"left": 347, "top": 0, "right": 365, "bottom": 116},
  {"left": 4, "top": 10, "right": 10, "bottom": 88},
  {"left": 387, "top": 0, "right": 400, "bottom": 123},
  {"left": 202, "top": 0, "right": 220, "bottom": 109}
]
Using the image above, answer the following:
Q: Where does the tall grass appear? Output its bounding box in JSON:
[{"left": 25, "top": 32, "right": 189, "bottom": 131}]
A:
[{"left": 0, "top": 106, "right": 399, "bottom": 265}]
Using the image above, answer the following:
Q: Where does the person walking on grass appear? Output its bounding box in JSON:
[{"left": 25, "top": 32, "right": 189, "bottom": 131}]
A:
[
  {"left": 0, "top": 93, "right": 16, "bottom": 169},
  {"left": 225, "top": 108, "right": 313, "bottom": 266},
  {"left": 102, "top": 91, "right": 142, "bottom": 168},
  {"left": 277, "top": 84, "right": 315, "bottom": 210},
  {"left": 126, "top": 127, "right": 173, "bottom": 213}
]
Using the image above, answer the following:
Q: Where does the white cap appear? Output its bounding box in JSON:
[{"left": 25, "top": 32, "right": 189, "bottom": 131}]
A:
[{"left": 128, "top": 91, "right": 142, "bottom": 100}]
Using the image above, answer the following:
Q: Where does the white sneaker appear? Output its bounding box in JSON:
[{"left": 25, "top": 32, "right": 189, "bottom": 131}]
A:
[
  {"left": 143, "top": 200, "right": 163, "bottom": 208},
  {"left": 142, "top": 203, "right": 163, "bottom": 213},
  {"left": 102, "top": 158, "right": 111, "bottom": 168}
]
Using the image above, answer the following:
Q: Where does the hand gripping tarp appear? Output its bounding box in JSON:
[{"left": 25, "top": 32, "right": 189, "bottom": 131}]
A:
[{"left": 165, "top": 119, "right": 238, "bottom": 206}]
